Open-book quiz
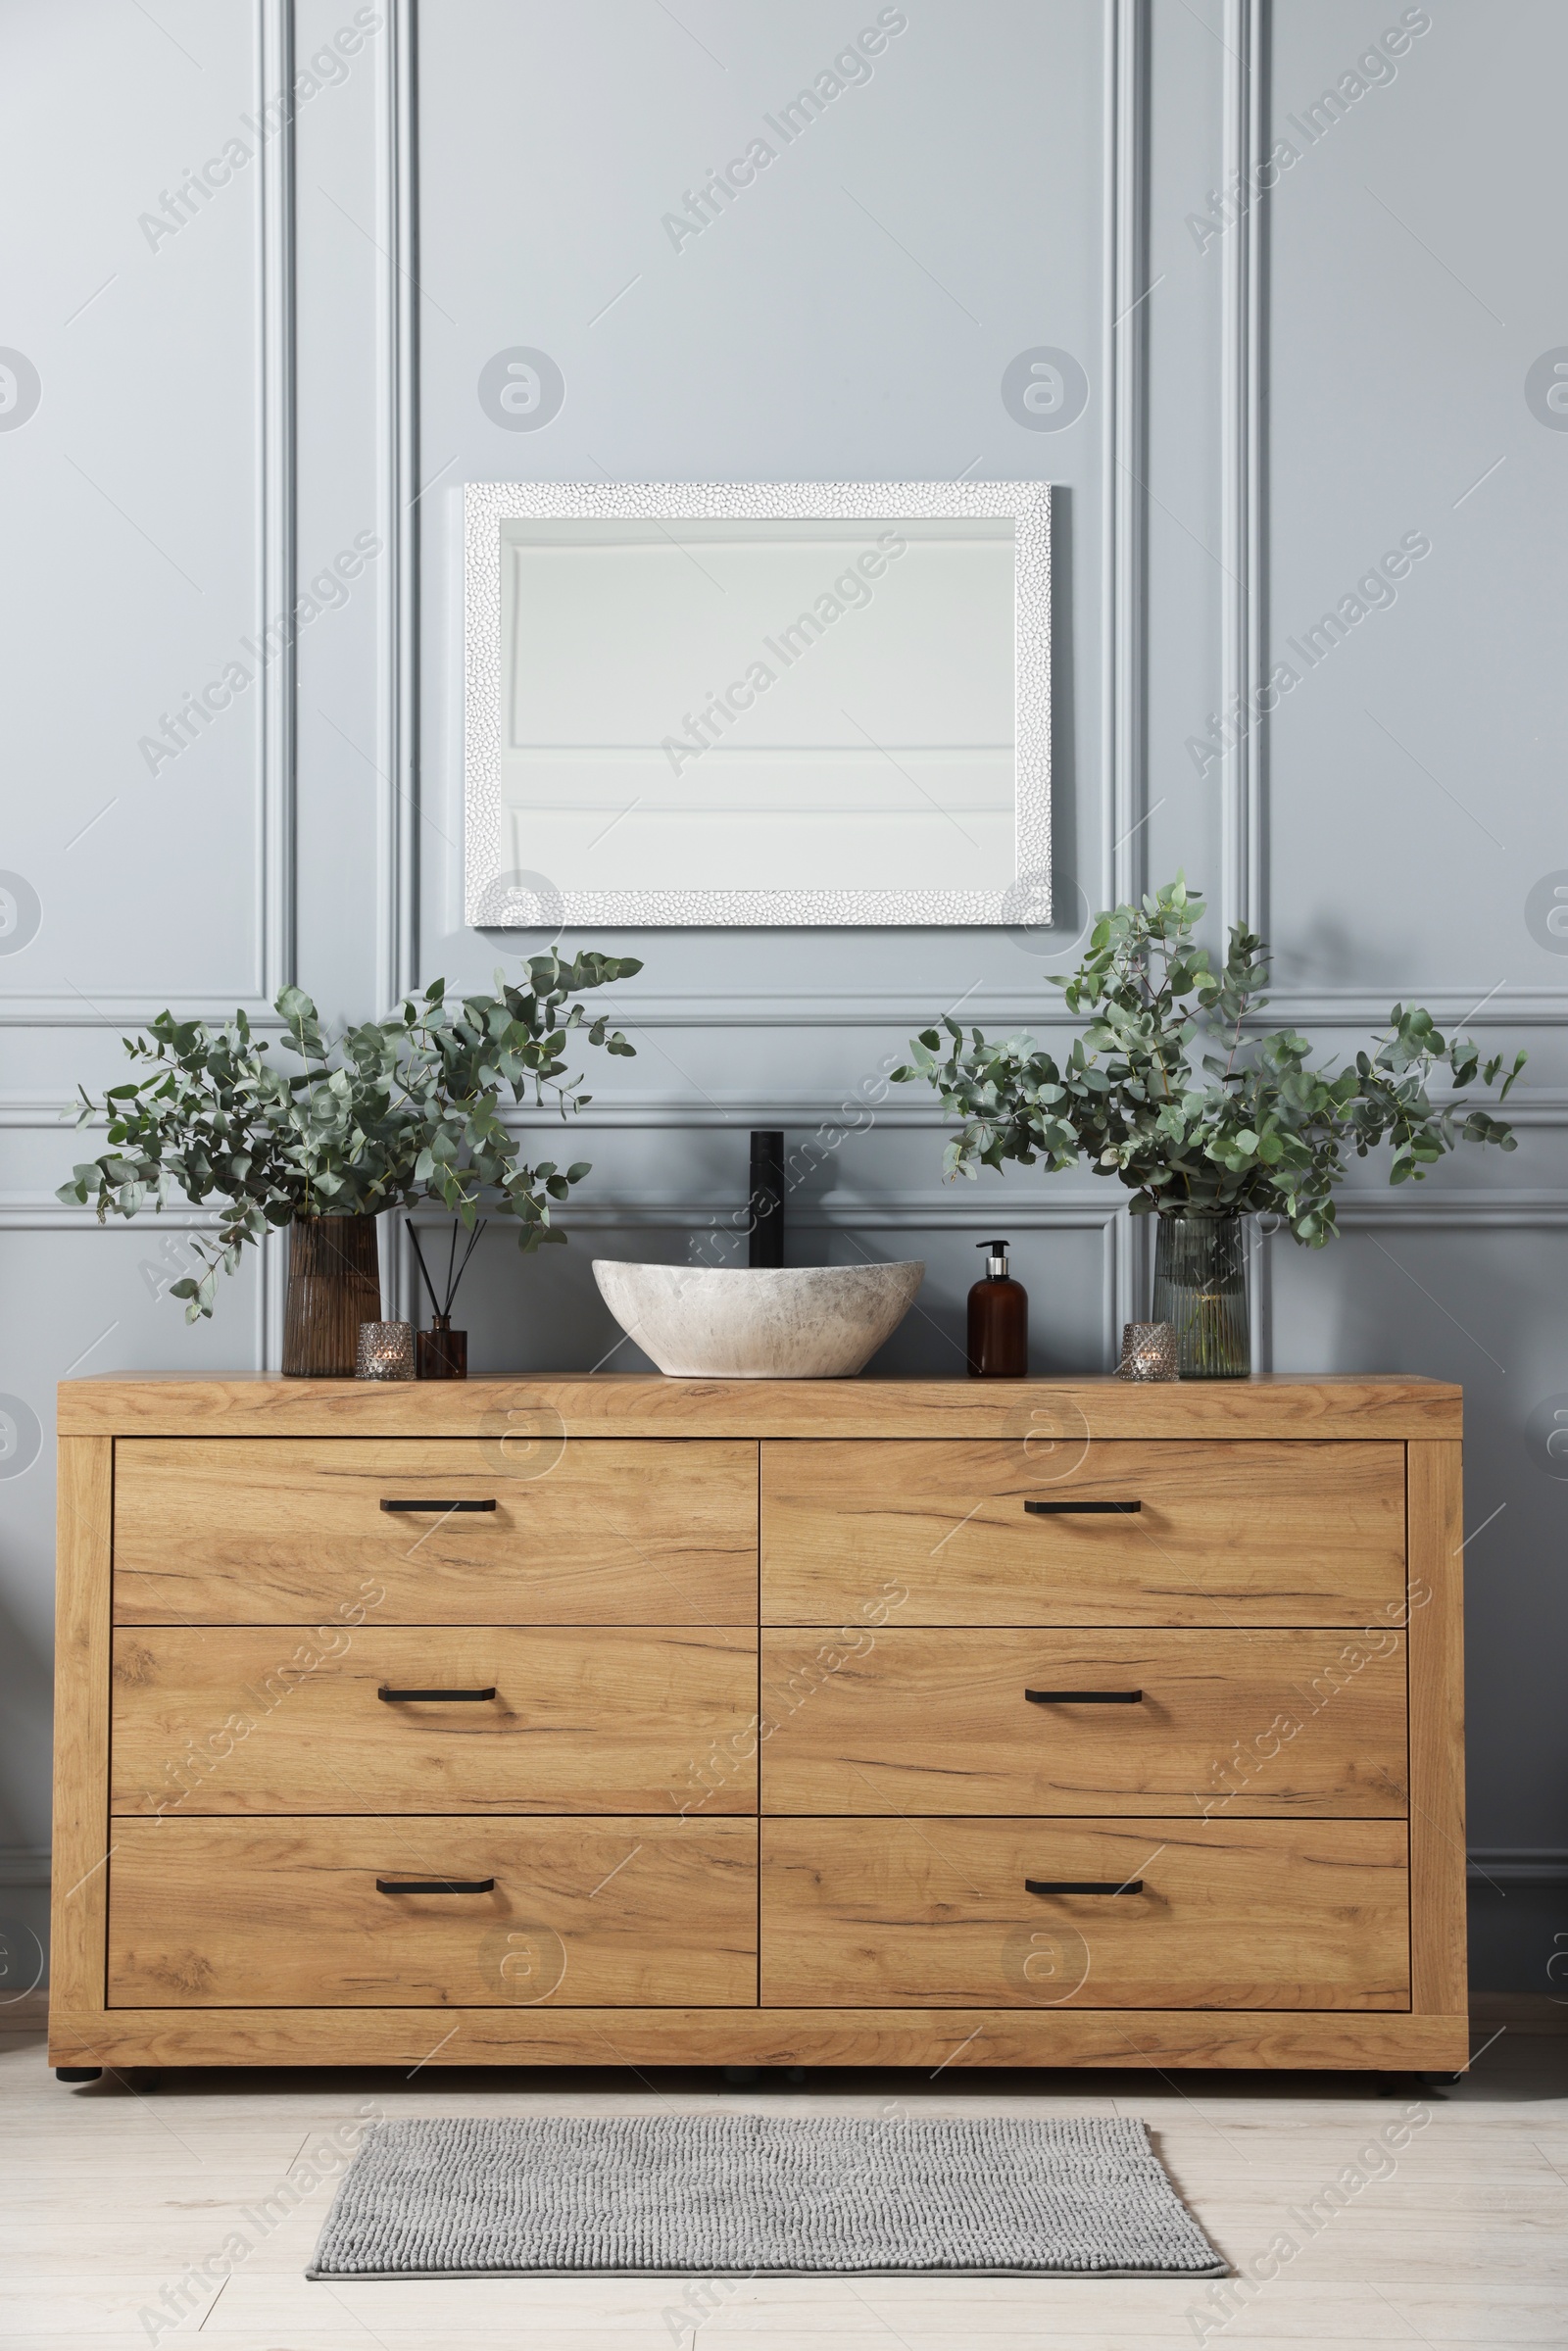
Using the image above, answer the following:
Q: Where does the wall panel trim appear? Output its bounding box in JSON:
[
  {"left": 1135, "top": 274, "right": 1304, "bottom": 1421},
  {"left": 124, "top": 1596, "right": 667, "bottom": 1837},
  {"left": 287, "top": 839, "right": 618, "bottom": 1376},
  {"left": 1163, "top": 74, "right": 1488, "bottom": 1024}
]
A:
[
  {"left": 1219, "top": 0, "right": 1266, "bottom": 949},
  {"left": 0, "top": 1847, "right": 51, "bottom": 1888},
  {"left": 1102, "top": 0, "right": 1149, "bottom": 915},
  {"left": 1468, "top": 1850, "right": 1568, "bottom": 1886},
  {"left": 259, "top": 0, "right": 297, "bottom": 1001},
  {"left": 2, "top": 11, "right": 296, "bottom": 1032},
  {"left": 0, "top": 1003, "right": 288, "bottom": 1031},
  {"left": 0, "top": 1215, "right": 270, "bottom": 1367},
  {"left": 378, "top": 0, "right": 419, "bottom": 1019},
  {"left": 1257, "top": 992, "right": 1568, "bottom": 1027},
  {"left": 381, "top": 0, "right": 420, "bottom": 1329},
  {"left": 1101, "top": 0, "right": 1151, "bottom": 1346}
]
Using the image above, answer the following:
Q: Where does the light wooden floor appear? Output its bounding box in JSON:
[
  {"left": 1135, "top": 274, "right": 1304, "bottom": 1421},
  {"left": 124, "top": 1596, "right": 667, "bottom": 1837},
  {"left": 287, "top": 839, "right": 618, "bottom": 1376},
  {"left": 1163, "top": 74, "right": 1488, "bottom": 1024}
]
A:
[{"left": 3, "top": 2026, "right": 1565, "bottom": 2348}]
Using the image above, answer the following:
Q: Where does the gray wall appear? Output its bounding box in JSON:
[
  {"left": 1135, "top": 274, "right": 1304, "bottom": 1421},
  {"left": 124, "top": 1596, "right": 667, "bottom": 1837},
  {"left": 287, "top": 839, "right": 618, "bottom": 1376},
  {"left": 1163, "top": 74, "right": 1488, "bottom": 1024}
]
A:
[{"left": 1, "top": 0, "right": 1563, "bottom": 1994}]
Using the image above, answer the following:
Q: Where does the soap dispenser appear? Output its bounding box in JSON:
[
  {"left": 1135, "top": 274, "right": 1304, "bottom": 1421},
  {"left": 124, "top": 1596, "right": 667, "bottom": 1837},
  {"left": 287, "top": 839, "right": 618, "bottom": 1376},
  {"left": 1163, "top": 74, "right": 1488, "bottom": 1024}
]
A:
[{"left": 967, "top": 1239, "right": 1027, "bottom": 1378}]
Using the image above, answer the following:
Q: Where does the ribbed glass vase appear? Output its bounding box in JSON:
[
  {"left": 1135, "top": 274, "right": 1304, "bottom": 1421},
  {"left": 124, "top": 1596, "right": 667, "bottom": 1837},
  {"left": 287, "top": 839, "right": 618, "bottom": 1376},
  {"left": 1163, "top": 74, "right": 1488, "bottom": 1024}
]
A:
[
  {"left": 282, "top": 1212, "right": 382, "bottom": 1377},
  {"left": 1151, "top": 1212, "right": 1250, "bottom": 1380}
]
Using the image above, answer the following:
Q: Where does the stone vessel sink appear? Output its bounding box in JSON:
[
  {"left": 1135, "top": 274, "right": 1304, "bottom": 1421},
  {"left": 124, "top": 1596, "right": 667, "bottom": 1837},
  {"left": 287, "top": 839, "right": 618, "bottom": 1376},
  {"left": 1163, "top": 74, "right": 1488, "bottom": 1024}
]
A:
[{"left": 592, "top": 1260, "right": 925, "bottom": 1379}]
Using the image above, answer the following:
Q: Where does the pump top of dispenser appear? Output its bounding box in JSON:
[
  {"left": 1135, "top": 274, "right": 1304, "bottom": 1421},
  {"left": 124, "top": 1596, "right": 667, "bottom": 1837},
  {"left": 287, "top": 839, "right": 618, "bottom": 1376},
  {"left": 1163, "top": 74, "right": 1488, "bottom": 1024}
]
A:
[{"left": 978, "top": 1239, "right": 1011, "bottom": 1279}]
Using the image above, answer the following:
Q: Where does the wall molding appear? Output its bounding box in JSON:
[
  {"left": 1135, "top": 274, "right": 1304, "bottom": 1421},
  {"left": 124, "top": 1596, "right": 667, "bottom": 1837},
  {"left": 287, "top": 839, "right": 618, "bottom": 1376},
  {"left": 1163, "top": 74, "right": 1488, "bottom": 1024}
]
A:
[
  {"left": 581, "top": 991, "right": 1071, "bottom": 1029},
  {"left": 407, "top": 1200, "right": 1120, "bottom": 1363},
  {"left": 1219, "top": 0, "right": 1266, "bottom": 948},
  {"left": 19, "top": 1075, "right": 1568, "bottom": 1128},
  {"left": 255, "top": 0, "right": 295, "bottom": 1364},
  {"left": 1253, "top": 990, "right": 1568, "bottom": 1028},
  {"left": 0, "top": 1207, "right": 238, "bottom": 1229},
  {"left": 0, "top": 1211, "right": 272, "bottom": 1370},
  {"left": 1102, "top": 0, "right": 1149, "bottom": 917},
  {"left": 14, "top": 1093, "right": 1568, "bottom": 1131},
  {"left": 1469, "top": 1850, "right": 1568, "bottom": 1886},
  {"left": 259, "top": 0, "right": 296, "bottom": 1002},
  {"left": 1220, "top": 0, "right": 1268, "bottom": 1372},
  {"left": 0, "top": 1093, "right": 945, "bottom": 1132},
  {"left": 377, "top": 0, "right": 419, "bottom": 1018},
  {"left": 413, "top": 1098, "right": 958, "bottom": 1130},
  {"left": 399, "top": 1198, "right": 1128, "bottom": 1229},
  {"left": 0, "top": 8, "right": 295, "bottom": 1031},
  {"left": 1333, "top": 1199, "right": 1568, "bottom": 1228},
  {"left": 0, "top": 1002, "right": 288, "bottom": 1032},
  {"left": 0, "top": 1846, "right": 50, "bottom": 1889},
  {"left": 1102, "top": 0, "right": 1152, "bottom": 1352},
  {"left": 381, "top": 0, "right": 420, "bottom": 1329},
  {"left": 7, "top": 982, "right": 1553, "bottom": 1035},
  {"left": 16, "top": 1187, "right": 1568, "bottom": 1225}
]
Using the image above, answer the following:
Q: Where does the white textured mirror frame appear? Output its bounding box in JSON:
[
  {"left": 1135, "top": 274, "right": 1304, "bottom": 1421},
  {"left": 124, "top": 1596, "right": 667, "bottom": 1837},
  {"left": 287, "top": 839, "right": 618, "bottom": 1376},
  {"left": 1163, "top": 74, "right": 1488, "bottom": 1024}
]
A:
[{"left": 465, "top": 480, "right": 1051, "bottom": 928}]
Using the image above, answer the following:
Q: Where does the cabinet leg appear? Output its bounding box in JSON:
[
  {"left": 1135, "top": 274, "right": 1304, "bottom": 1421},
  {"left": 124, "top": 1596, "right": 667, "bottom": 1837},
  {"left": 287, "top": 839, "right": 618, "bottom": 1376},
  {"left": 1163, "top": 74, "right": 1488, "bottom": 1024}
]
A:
[
  {"left": 55, "top": 2067, "right": 102, "bottom": 2084},
  {"left": 1374, "top": 2069, "right": 1463, "bottom": 2096}
]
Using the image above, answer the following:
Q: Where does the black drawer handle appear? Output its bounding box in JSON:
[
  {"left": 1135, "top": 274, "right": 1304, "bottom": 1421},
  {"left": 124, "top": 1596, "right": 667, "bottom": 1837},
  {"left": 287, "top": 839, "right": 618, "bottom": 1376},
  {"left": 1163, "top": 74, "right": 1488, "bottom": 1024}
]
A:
[
  {"left": 379, "top": 1498, "right": 497, "bottom": 1513},
  {"left": 1024, "top": 1499, "right": 1141, "bottom": 1515},
  {"left": 375, "top": 1877, "right": 496, "bottom": 1894},
  {"left": 1025, "top": 1689, "right": 1144, "bottom": 1704},
  {"left": 378, "top": 1687, "right": 497, "bottom": 1703},
  {"left": 1026, "top": 1879, "right": 1144, "bottom": 1896}
]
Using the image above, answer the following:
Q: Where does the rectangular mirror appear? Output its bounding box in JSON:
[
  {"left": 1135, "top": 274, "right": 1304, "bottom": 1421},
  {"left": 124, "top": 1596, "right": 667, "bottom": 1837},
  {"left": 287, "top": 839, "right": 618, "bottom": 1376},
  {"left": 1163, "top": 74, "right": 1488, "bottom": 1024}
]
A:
[{"left": 465, "top": 482, "right": 1050, "bottom": 927}]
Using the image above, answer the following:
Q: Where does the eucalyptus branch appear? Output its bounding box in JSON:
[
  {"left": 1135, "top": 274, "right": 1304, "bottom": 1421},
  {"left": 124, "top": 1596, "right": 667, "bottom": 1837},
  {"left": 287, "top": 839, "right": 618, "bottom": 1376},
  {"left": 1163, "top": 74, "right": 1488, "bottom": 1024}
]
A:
[
  {"left": 59, "top": 950, "right": 643, "bottom": 1319},
  {"left": 896, "top": 877, "right": 1523, "bottom": 1246}
]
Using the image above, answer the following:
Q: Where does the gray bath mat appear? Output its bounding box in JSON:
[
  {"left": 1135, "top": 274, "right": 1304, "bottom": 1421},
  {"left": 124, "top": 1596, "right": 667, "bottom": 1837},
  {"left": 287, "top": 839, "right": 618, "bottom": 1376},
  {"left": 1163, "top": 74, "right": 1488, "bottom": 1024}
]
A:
[{"left": 307, "top": 2113, "right": 1225, "bottom": 2278}]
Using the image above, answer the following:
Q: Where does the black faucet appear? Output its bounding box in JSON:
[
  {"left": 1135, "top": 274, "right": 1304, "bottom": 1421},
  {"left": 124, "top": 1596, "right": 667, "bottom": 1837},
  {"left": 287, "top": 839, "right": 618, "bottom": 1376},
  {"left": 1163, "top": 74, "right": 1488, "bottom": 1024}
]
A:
[{"left": 748, "top": 1130, "right": 784, "bottom": 1268}]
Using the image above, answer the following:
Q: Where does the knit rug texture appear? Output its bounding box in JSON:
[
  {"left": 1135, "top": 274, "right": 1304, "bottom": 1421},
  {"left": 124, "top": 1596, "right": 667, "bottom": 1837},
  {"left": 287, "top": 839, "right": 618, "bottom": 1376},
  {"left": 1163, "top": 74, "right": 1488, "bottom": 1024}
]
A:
[{"left": 307, "top": 2112, "right": 1225, "bottom": 2278}]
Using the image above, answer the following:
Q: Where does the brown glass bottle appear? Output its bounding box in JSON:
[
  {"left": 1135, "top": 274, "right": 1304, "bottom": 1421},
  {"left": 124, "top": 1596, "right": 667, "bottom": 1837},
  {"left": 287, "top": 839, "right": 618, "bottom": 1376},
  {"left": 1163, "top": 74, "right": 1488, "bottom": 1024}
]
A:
[
  {"left": 967, "top": 1239, "right": 1027, "bottom": 1377},
  {"left": 416, "top": 1314, "right": 467, "bottom": 1380}
]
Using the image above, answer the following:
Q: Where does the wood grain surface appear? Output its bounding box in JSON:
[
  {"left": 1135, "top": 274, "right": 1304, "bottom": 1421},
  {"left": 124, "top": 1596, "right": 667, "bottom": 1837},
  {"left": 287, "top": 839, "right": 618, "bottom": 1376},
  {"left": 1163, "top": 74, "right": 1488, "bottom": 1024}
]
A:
[
  {"left": 47, "top": 1376, "right": 1463, "bottom": 2071},
  {"left": 759, "top": 1628, "right": 1407, "bottom": 1815},
  {"left": 111, "top": 1626, "right": 759, "bottom": 1816},
  {"left": 57, "top": 1372, "right": 1462, "bottom": 1442},
  {"left": 112, "top": 1437, "right": 758, "bottom": 1624},
  {"left": 48, "top": 1436, "right": 115, "bottom": 2033},
  {"left": 760, "top": 1817, "right": 1409, "bottom": 2010},
  {"left": 1408, "top": 1439, "right": 1467, "bottom": 2020},
  {"left": 47, "top": 2002, "right": 1468, "bottom": 2073},
  {"left": 761, "top": 1440, "right": 1406, "bottom": 1624},
  {"left": 107, "top": 1817, "right": 759, "bottom": 2008}
]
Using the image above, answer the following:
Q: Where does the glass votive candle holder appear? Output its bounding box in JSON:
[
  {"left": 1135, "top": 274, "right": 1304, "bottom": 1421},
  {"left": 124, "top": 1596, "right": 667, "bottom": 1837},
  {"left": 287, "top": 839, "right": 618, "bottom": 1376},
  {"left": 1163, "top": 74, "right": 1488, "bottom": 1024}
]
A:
[
  {"left": 356, "top": 1320, "right": 416, "bottom": 1381},
  {"left": 1117, "top": 1321, "right": 1179, "bottom": 1381}
]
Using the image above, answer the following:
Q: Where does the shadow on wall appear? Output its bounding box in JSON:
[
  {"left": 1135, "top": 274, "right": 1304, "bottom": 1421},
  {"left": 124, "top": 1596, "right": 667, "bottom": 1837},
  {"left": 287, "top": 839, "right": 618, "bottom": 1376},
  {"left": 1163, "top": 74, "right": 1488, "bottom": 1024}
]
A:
[
  {"left": 1469, "top": 1880, "right": 1568, "bottom": 1997},
  {"left": 0, "top": 1589, "right": 51, "bottom": 1995}
]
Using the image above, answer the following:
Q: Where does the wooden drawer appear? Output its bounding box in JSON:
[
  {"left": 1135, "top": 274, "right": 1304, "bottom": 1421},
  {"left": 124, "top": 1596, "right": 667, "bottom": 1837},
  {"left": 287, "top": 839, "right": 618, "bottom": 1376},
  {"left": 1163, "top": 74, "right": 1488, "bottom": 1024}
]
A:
[
  {"left": 112, "top": 1439, "right": 757, "bottom": 1624},
  {"left": 760, "top": 1819, "right": 1409, "bottom": 2009},
  {"left": 111, "top": 1627, "right": 758, "bottom": 1816},
  {"left": 108, "top": 1818, "right": 758, "bottom": 2007},
  {"left": 761, "top": 1440, "right": 1405, "bottom": 1625},
  {"left": 760, "top": 1629, "right": 1407, "bottom": 1815}
]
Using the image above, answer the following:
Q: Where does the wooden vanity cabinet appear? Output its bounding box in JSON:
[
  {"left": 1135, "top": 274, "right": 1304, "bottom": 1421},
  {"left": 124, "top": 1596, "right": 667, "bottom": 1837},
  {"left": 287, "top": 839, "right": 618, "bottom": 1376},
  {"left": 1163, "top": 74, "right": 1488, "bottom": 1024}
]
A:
[{"left": 51, "top": 1374, "right": 1466, "bottom": 2072}]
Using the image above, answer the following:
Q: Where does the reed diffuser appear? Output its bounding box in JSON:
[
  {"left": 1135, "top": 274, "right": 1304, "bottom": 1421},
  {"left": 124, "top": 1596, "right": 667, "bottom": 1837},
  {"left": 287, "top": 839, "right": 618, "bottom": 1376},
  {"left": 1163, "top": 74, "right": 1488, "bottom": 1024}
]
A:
[{"left": 408, "top": 1218, "right": 488, "bottom": 1380}]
